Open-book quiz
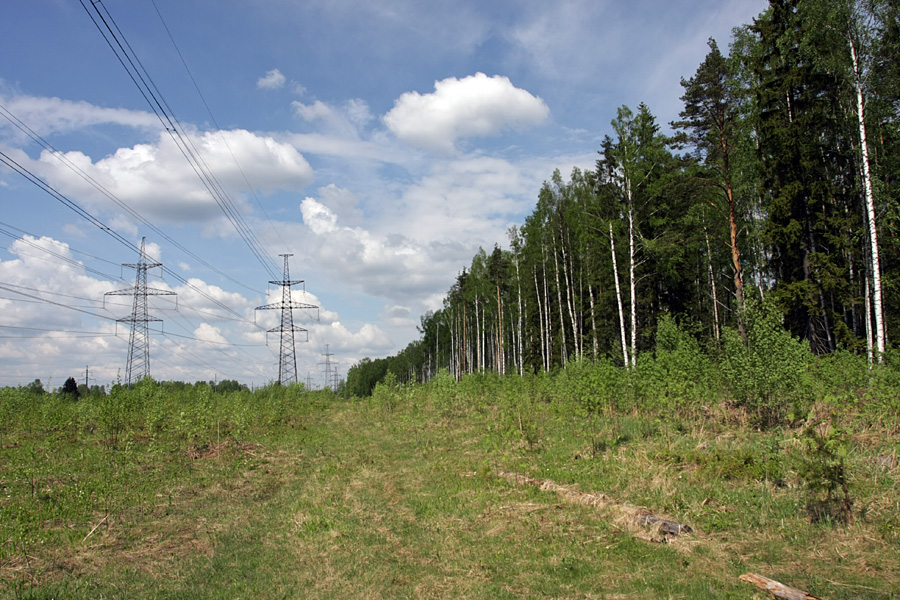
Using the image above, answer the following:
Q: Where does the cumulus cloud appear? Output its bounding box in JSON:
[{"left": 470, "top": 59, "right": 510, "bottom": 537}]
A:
[
  {"left": 299, "top": 197, "right": 452, "bottom": 301},
  {"left": 0, "top": 236, "right": 121, "bottom": 381},
  {"left": 383, "top": 73, "right": 550, "bottom": 153},
  {"left": 32, "top": 129, "right": 314, "bottom": 225},
  {"left": 194, "top": 323, "right": 228, "bottom": 345},
  {"left": 257, "top": 68, "right": 286, "bottom": 90},
  {"left": 317, "top": 184, "right": 363, "bottom": 226}
]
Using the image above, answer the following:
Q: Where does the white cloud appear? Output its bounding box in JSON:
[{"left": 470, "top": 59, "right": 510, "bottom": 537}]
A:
[
  {"left": 0, "top": 94, "right": 159, "bottom": 140},
  {"left": 194, "top": 323, "right": 228, "bottom": 345},
  {"left": 31, "top": 129, "right": 314, "bottom": 225},
  {"left": 0, "top": 236, "right": 122, "bottom": 382},
  {"left": 300, "top": 196, "right": 339, "bottom": 235},
  {"left": 383, "top": 73, "right": 550, "bottom": 153},
  {"left": 345, "top": 99, "right": 373, "bottom": 127},
  {"left": 292, "top": 99, "right": 333, "bottom": 121},
  {"left": 298, "top": 197, "right": 452, "bottom": 302},
  {"left": 317, "top": 184, "right": 363, "bottom": 226},
  {"left": 284, "top": 132, "right": 408, "bottom": 163},
  {"left": 291, "top": 98, "right": 377, "bottom": 140},
  {"left": 257, "top": 68, "right": 286, "bottom": 90}
]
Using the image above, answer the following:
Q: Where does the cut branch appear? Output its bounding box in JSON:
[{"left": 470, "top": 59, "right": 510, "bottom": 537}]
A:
[
  {"left": 739, "top": 573, "right": 823, "bottom": 600},
  {"left": 499, "top": 471, "right": 693, "bottom": 541}
]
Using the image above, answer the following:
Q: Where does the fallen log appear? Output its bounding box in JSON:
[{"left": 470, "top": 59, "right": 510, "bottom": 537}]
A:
[
  {"left": 498, "top": 471, "right": 693, "bottom": 540},
  {"left": 739, "top": 573, "right": 823, "bottom": 600}
]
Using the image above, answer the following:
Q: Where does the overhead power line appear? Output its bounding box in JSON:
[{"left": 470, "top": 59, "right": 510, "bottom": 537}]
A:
[
  {"left": 149, "top": 0, "right": 291, "bottom": 255},
  {"left": 78, "top": 0, "right": 281, "bottom": 280},
  {"left": 0, "top": 150, "right": 261, "bottom": 325},
  {"left": 0, "top": 102, "right": 264, "bottom": 296}
]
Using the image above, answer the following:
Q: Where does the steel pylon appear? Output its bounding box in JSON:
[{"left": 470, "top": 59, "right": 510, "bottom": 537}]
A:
[
  {"left": 255, "top": 254, "right": 318, "bottom": 385},
  {"left": 105, "top": 237, "right": 176, "bottom": 384}
]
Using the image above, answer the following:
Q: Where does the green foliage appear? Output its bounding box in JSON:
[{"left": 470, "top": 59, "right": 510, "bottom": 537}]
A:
[
  {"left": 25, "top": 379, "right": 45, "bottom": 395},
  {"left": 639, "top": 315, "right": 712, "bottom": 410},
  {"left": 497, "top": 375, "right": 540, "bottom": 448},
  {"left": 60, "top": 377, "right": 79, "bottom": 398},
  {"left": 563, "top": 357, "right": 623, "bottom": 414},
  {"left": 722, "top": 298, "right": 812, "bottom": 425},
  {"left": 373, "top": 371, "right": 401, "bottom": 413},
  {"left": 797, "top": 416, "right": 853, "bottom": 524},
  {"left": 345, "top": 356, "right": 390, "bottom": 397}
]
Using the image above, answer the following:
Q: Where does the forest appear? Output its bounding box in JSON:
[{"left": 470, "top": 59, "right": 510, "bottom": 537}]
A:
[{"left": 346, "top": 0, "right": 900, "bottom": 402}]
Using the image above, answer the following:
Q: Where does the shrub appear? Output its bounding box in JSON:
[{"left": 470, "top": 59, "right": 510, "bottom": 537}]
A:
[
  {"left": 648, "top": 314, "right": 710, "bottom": 409},
  {"left": 797, "top": 416, "right": 853, "bottom": 524},
  {"left": 373, "top": 371, "right": 401, "bottom": 413},
  {"left": 564, "top": 357, "right": 623, "bottom": 414},
  {"left": 721, "top": 298, "right": 812, "bottom": 426}
]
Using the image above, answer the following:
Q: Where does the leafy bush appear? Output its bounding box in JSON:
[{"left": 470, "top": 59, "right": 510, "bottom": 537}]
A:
[
  {"left": 721, "top": 298, "right": 812, "bottom": 426},
  {"left": 497, "top": 375, "right": 540, "bottom": 447},
  {"left": 373, "top": 371, "right": 402, "bottom": 413},
  {"left": 564, "top": 357, "right": 623, "bottom": 414},
  {"left": 647, "top": 314, "right": 712, "bottom": 408}
]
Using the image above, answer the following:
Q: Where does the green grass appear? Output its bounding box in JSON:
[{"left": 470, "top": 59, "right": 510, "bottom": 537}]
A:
[{"left": 1, "top": 381, "right": 899, "bottom": 599}]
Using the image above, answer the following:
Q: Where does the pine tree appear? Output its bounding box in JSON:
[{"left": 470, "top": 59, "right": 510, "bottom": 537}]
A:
[{"left": 674, "top": 38, "right": 748, "bottom": 339}]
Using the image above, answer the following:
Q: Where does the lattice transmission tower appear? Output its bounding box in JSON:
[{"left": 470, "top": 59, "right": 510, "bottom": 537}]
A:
[
  {"left": 255, "top": 254, "right": 318, "bottom": 385},
  {"left": 105, "top": 237, "right": 176, "bottom": 384},
  {"left": 319, "top": 344, "right": 337, "bottom": 392}
]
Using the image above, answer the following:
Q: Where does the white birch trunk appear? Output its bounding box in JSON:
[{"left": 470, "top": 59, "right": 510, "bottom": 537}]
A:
[
  {"left": 627, "top": 191, "right": 637, "bottom": 367},
  {"left": 704, "top": 227, "right": 721, "bottom": 343},
  {"left": 610, "top": 222, "right": 630, "bottom": 367},
  {"left": 851, "top": 35, "right": 885, "bottom": 361},
  {"left": 533, "top": 264, "right": 547, "bottom": 372},
  {"left": 553, "top": 241, "right": 568, "bottom": 365}
]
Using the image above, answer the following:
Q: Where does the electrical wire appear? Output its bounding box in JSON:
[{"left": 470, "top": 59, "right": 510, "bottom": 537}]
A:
[
  {"left": 0, "top": 283, "right": 117, "bottom": 322},
  {"left": 0, "top": 103, "right": 265, "bottom": 296},
  {"left": 0, "top": 151, "right": 261, "bottom": 325},
  {"left": 78, "top": 0, "right": 281, "bottom": 280},
  {"left": 0, "top": 220, "right": 126, "bottom": 274},
  {"left": 149, "top": 0, "right": 292, "bottom": 256}
]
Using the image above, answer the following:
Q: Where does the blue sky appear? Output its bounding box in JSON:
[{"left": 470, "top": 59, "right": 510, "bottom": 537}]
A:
[{"left": 0, "top": 0, "right": 768, "bottom": 389}]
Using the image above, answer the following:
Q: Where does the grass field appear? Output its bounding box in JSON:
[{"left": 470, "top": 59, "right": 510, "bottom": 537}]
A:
[{"left": 1, "top": 378, "right": 899, "bottom": 599}]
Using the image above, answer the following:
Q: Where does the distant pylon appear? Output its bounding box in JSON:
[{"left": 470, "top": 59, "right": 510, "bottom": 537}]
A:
[
  {"left": 319, "top": 344, "right": 336, "bottom": 391},
  {"left": 105, "top": 237, "right": 176, "bottom": 384},
  {"left": 255, "top": 254, "right": 317, "bottom": 385}
]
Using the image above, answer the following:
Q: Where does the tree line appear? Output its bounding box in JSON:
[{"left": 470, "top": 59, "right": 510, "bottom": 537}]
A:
[{"left": 347, "top": 0, "right": 899, "bottom": 396}]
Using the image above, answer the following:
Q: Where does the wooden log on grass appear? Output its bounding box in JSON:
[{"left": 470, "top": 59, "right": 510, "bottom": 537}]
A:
[
  {"left": 739, "top": 573, "right": 823, "bottom": 600},
  {"left": 498, "top": 471, "right": 693, "bottom": 539}
]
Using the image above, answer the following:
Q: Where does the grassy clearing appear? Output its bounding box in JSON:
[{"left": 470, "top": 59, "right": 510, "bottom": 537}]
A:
[{"left": 1, "top": 379, "right": 899, "bottom": 599}]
